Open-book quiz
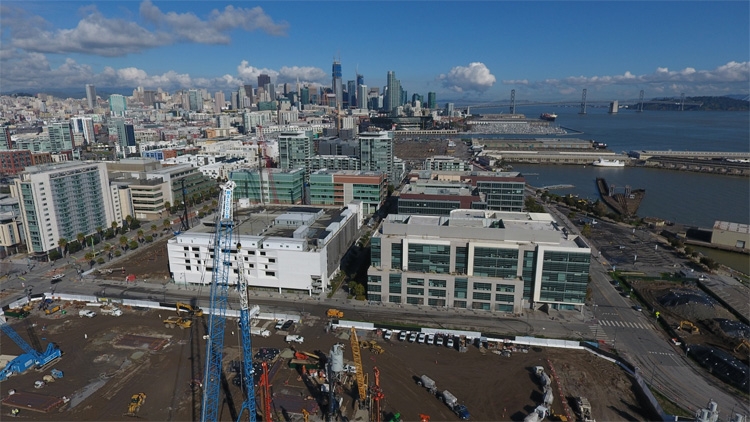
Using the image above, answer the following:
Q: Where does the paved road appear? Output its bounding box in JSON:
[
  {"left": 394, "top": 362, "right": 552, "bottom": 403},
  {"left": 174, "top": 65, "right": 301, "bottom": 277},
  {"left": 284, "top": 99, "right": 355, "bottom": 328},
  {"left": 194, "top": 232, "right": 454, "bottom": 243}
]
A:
[{"left": 546, "top": 204, "right": 750, "bottom": 417}]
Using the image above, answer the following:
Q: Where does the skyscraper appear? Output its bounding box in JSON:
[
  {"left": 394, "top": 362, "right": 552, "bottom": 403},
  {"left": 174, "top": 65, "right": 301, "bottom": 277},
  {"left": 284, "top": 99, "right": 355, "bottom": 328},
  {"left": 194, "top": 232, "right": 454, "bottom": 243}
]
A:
[
  {"left": 214, "top": 91, "right": 225, "bottom": 114},
  {"left": 108, "top": 94, "right": 127, "bottom": 116},
  {"left": 347, "top": 80, "right": 356, "bottom": 108},
  {"left": 427, "top": 92, "right": 437, "bottom": 109},
  {"left": 85, "top": 84, "right": 96, "bottom": 109},
  {"left": 47, "top": 122, "right": 74, "bottom": 150},
  {"left": 332, "top": 60, "right": 342, "bottom": 108},
  {"left": 187, "top": 89, "right": 203, "bottom": 111},
  {"left": 357, "top": 84, "right": 368, "bottom": 110},
  {"left": 384, "top": 71, "right": 401, "bottom": 113},
  {"left": 71, "top": 116, "right": 95, "bottom": 145},
  {"left": 257, "top": 74, "right": 271, "bottom": 91}
]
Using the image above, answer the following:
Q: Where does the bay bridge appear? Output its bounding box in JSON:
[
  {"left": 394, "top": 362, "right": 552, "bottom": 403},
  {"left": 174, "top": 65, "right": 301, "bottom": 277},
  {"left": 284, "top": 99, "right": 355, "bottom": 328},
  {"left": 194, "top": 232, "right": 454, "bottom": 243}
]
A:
[{"left": 467, "top": 89, "right": 704, "bottom": 114}]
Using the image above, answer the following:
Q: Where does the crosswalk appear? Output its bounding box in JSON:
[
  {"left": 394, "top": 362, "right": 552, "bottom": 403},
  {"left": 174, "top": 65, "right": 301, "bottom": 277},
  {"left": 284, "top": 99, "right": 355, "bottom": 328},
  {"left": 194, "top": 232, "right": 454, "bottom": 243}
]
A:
[
  {"left": 588, "top": 324, "right": 609, "bottom": 342},
  {"left": 598, "top": 319, "right": 651, "bottom": 330}
]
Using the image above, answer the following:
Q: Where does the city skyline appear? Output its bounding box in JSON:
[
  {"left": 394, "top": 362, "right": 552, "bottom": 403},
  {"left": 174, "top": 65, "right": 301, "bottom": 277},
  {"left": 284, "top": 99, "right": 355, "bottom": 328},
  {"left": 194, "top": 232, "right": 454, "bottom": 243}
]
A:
[{"left": 1, "top": 1, "right": 749, "bottom": 102}]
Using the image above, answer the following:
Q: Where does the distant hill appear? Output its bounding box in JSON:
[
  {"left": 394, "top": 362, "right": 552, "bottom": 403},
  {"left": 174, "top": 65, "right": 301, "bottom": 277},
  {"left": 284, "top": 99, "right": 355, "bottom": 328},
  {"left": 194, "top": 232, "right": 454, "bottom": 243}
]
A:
[
  {"left": 0, "top": 87, "right": 133, "bottom": 99},
  {"left": 627, "top": 96, "right": 749, "bottom": 111}
]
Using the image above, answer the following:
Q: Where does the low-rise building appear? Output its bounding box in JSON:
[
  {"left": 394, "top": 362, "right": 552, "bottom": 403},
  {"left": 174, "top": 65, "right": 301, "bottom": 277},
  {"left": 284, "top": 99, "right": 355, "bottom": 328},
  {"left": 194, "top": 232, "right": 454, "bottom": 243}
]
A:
[
  {"left": 309, "top": 170, "right": 387, "bottom": 215},
  {"left": 167, "top": 203, "right": 362, "bottom": 293},
  {"left": 231, "top": 168, "right": 305, "bottom": 205},
  {"left": 368, "top": 209, "right": 591, "bottom": 312},
  {"left": 711, "top": 220, "right": 749, "bottom": 250}
]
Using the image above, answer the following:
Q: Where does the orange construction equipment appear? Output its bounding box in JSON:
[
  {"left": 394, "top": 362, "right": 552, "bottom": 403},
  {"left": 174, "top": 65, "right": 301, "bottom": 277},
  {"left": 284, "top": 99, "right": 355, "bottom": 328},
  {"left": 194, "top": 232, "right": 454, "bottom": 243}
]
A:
[
  {"left": 419, "top": 414, "right": 431, "bottom": 422},
  {"left": 370, "top": 366, "right": 385, "bottom": 422},
  {"left": 350, "top": 327, "right": 367, "bottom": 405},
  {"left": 259, "top": 361, "right": 272, "bottom": 421}
]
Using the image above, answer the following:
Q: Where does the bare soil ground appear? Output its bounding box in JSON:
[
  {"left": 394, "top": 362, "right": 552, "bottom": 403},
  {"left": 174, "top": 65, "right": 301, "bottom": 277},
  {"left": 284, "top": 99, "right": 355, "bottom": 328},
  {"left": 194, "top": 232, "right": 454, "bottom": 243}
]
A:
[
  {"left": 97, "top": 235, "right": 172, "bottom": 282},
  {"left": 0, "top": 302, "right": 655, "bottom": 421}
]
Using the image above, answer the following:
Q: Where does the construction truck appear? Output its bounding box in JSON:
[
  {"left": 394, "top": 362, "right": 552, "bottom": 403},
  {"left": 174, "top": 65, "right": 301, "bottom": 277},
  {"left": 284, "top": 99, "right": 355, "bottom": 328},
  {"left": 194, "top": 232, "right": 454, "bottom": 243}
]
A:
[
  {"left": 440, "top": 390, "right": 471, "bottom": 420},
  {"left": 524, "top": 405, "right": 549, "bottom": 422},
  {"left": 176, "top": 302, "right": 203, "bottom": 317},
  {"left": 416, "top": 374, "right": 438, "bottom": 394},
  {"left": 100, "top": 305, "right": 123, "bottom": 317},
  {"left": 45, "top": 305, "right": 61, "bottom": 315},
  {"left": 327, "top": 308, "right": 344, "bottom": 318},
  {"left": 163, "top": 316, "right": 192, "bottom": 329},
  {"left": 3, "top": 308, "right": 30, "bottom": 319},
  {"left": 576, "top": 397, "right": 593, "bottom": 422},
  {"left": 678, "top": 320, "right": 700, "bottom": 335},
  {"left": 125, "top": 393, "right": 146, "bottom": 417}
]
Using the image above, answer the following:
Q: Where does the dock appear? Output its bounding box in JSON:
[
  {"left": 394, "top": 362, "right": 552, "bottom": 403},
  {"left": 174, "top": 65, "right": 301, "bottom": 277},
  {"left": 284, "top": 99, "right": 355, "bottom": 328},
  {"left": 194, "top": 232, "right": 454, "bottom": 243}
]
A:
[{"left": 596, "top": 178, "right": 645, "bottom": 217}]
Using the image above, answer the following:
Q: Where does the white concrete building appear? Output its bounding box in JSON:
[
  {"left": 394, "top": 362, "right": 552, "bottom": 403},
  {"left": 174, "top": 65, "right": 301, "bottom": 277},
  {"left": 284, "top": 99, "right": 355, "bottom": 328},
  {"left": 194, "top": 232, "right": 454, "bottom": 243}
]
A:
[{"left": 167, "top": 203, "right": 363, "bottom": 293}]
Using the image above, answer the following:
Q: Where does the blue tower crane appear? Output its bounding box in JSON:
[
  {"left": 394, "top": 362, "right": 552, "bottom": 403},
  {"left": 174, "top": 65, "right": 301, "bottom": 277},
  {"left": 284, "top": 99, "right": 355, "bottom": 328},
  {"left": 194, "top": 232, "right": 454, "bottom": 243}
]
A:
[{"left": 201, "top": 181, "right": 256, "bottom": 422}]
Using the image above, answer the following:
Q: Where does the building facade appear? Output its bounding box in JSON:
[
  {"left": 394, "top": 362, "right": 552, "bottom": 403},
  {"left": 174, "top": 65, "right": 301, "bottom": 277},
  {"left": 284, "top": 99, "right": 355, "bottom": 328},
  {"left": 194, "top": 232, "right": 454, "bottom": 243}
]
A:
[
  {"left": 231, "top": 168, "right": 305, "bottom": 205},
  {"left": 11, "top": 162, "right": 116, "bottom": 258},
  {"left": 309, "top": 170, "right": 386, "bottom": 214},
  {"left": 359, "top": 131, "right": 396, "bottom": 183},
  {"left": 367, "top": 210, "right": 591, "bottom": 312},
  {"left": 278, "top": 130, "right": 314, "bottom": 172}
]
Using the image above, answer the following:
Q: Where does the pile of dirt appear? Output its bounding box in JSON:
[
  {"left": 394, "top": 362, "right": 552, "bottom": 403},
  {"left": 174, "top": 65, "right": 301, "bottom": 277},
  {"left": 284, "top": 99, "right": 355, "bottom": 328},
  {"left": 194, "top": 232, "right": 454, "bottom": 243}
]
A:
[
  {"left": 656, "top": 288, "right": 735, "bottom": 321},
  {"left": 688, "top": 345, "right": 749, "bottom": 391}
]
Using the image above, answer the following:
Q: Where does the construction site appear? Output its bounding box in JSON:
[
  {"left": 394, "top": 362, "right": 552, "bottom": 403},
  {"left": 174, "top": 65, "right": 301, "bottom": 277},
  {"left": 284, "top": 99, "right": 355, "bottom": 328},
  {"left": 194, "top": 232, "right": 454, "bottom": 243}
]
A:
[{"left": 0, "top": 299, "right": 659, "bottom": 421}]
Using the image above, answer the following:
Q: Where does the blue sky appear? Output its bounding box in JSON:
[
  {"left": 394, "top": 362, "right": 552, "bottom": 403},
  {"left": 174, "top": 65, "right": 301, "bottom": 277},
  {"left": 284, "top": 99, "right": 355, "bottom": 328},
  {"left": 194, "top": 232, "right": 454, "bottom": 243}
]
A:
[{"left": 1, "top": 1, "right": 748, "bottom": 102}]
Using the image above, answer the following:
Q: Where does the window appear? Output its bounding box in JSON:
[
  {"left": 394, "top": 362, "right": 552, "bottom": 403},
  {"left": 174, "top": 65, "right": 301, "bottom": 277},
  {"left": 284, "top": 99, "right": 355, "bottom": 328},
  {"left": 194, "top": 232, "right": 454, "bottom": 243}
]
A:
[
  {"left": 495, "top": 294, "right": 514, "bottom": 303},
  {"left": 268, "top": 258, "right": 276, "bottom": 263},
  {"left": 429, "top": 279, "right": 446, "bottom": 288},
  {"left": 473, "top": 292, "right": 491, "bottom": 301},
  {"left": 265, "top": 271, "right": 275, "bottom": 277},
  {"left": 406, "top": 278, "right": 424, "bottom": 286},
  {"left": 496, "top": 284, "right": 515, "bottom": 292},
  {"left": 429, "top": 289, "right": 446, "bottom": 297},
  {"left": 406, "top": 287, "right": 424, "bottom": 296},
  {"left": 388, "top": 295, "right": 401, "bottom": 304},
  {"left": 368, "top": 285, "right": 382, "bottom": 292},
  {"left": 453, "top": 300, "right": 467, "bottom": 308},
  {"left": 473, "top": 282, "right": 491, "bottom": 291}
]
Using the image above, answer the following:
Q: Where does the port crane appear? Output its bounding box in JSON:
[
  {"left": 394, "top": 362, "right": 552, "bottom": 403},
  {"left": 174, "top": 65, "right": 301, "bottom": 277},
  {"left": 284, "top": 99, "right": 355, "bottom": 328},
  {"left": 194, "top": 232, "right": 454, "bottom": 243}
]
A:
[{"left": 201, "top": 181, "right": 257, "bottom": 422}]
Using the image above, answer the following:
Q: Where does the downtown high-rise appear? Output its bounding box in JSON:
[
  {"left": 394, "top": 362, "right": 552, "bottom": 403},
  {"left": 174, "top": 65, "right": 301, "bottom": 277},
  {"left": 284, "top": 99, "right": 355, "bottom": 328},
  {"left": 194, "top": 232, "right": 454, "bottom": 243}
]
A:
[
  {"left": 384, "top": 71, "right": 401, "bottom": 114},
  {"left": 85, "top": 84, "right": 96, "bottom": 109},
  {"left": 332, "top": 60, "right": 343, "bottom": 108}
]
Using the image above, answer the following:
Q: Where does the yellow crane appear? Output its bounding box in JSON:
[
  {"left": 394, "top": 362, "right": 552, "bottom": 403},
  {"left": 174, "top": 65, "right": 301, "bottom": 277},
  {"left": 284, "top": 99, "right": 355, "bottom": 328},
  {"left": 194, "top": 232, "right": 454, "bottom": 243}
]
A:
[{"left": 350, "top": 327, "right": 367, "bottom": 405}]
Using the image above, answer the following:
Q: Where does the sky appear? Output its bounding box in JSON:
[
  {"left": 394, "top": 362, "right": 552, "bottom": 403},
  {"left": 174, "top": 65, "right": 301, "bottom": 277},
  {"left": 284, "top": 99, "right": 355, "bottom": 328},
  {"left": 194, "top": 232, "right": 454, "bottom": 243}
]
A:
[{"left": 1, "top": 1, "right": 749, "bottom": 102}]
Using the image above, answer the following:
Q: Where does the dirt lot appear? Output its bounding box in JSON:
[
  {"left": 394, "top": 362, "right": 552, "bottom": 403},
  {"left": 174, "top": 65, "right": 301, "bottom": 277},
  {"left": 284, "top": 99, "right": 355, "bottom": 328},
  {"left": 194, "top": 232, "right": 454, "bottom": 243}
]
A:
[
  {"left": 0, "top": 300, "right": 655, "bottom": 421},
  {"left": 96, "top": 235, "right": 172, "bottom": 282},
  {"left": 394, "top": 137, "right": 472, "bottom": 169}
]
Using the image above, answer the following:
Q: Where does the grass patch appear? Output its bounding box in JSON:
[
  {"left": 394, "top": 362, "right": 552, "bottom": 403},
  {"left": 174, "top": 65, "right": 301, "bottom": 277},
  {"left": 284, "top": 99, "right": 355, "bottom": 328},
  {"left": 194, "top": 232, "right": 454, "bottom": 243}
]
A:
[{"left": 651, "top": 388, "right": 692, "bottom": 418}]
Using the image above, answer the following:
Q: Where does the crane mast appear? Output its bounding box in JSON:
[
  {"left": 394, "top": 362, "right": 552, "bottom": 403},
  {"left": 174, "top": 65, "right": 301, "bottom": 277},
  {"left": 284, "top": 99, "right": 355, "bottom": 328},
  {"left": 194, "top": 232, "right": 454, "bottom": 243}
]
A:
[
  {"left": 236, "top": 243, "right": 257, "bottom": 421},
  {"left": 201, "top": 181, "right": 241, "bottom": 422}
]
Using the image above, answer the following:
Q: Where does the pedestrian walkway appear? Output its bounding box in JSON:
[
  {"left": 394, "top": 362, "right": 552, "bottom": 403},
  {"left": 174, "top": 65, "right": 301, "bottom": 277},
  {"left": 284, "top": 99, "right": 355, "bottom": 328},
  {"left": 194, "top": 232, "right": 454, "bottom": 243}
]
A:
[
  {"left": 598, "top": 319, "right": 652, "bottom": 330},
  {"left": 588, "top": 323, "right": 609, "bottom": 342}
]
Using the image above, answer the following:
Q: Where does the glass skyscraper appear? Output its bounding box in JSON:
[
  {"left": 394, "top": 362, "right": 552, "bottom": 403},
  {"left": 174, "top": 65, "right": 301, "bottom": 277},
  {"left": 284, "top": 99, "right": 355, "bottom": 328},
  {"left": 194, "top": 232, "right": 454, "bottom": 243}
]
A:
[{"left": 332, "top": 60, "right": 342, "bottom": 108}]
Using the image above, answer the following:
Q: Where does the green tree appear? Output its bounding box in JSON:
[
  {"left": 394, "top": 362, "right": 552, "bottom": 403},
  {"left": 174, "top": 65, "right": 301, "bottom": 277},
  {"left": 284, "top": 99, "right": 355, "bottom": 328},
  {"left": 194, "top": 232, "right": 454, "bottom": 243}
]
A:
[
  {"left": 581, "top": 224, "right": 592, "bottom": 237},
  {"left": 111, "top": 220, "right": 119, "bottom": 234},
  {"left": 58, "top": 238, "right": 68, "bottom": 256},
  {"left": 163, "top": 219, "right": 171, "bottom": 230},
  {"left": 128, "top": 240, "right": 139, "bottom": 250},
  {"left": 84, "top": 252, "right": 94, "bottom": 261},
  {"left": 137, "top": 229, "right": 144, "bottom": 241},
  {"left": 150, "top": 224, "right": 158, "bottom": 234},
  {"left": 76, "top": 232, "right": 85, "bottom": 248},
  {"left": 119, "top": 235, "right": 129, "bottom": 250}
]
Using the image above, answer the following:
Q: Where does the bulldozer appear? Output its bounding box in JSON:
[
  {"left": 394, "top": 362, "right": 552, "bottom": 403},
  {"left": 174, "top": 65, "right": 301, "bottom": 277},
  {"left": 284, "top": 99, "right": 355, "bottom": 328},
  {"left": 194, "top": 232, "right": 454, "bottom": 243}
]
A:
[
  {"left": 125, "top": 392, "right": 146, "bottom": 417},
  {"left": 163, "top": 316, "right": 192, "bottom": 329},
  {"left": 176, "top": 302, "right": 203, "bottom": 317},
  {"left": 678, "top": 320, "right": 700, "bottom": 335},
  {"left": 327, "top": 308, "right": 344, "bottom": 318}
]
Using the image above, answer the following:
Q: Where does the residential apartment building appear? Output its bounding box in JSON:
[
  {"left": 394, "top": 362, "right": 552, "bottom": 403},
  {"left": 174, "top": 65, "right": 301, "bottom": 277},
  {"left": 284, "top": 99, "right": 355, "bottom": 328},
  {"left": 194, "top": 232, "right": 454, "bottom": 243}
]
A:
[
  {"left": 309, "top": 170, "right": 387, "bottom": 214},
  {"left": 278, "top": 130, "right": 313, "bottom": 172},
  {"left": 231, "top": 168, "right": 305, "bottom": 205},
  {"left": 11, "top": 162, "right": 116, "bottom": 259},
  {"left": 359, "top": 131, "right": 396, "bottom": 183},
  {"left": 368, "top": 210, "right": 591, "bottom": 312},
  {"left": 424, "top": 156, "right": 472, "bottom": 172}
]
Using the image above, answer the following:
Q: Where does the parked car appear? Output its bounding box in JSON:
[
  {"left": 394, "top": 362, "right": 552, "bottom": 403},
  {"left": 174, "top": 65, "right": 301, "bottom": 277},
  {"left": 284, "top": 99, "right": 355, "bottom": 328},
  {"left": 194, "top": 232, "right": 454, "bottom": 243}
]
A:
[
  {"left": 435, "top": 335, "right": 444, "bottom": 346},
  {"left": 426, "top": 333, "right": 435, "bottom": 344},
  {"left": 398, "top": 331, "right": 408, "bottom": 341},
  {"left": 281, "top": 320, "right": 294, "bottom": 331},
  {"left": 632, "top": 305, "right": 643, "bottom": 312},
  {"left": 408, "top": 332, "right": 417, "bottom": 342},
  {"left": 446, "top": 337, "right": 455, "bottom": 348},
  {"left": 383, "top": 330, "right": 393, "bottom": 340},
  {"left": 274, "top": 320, "right": 285, "bottom": 330},
  {"left": 417, "top": 333, "right": 426, "bottom": 344}
]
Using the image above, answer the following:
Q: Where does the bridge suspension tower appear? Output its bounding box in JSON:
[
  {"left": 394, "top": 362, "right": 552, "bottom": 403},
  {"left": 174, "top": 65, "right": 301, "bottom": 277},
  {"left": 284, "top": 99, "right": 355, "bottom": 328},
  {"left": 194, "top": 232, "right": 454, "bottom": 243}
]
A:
[{"left": 579, "top": 89, "right": 587, "bottom": 115}]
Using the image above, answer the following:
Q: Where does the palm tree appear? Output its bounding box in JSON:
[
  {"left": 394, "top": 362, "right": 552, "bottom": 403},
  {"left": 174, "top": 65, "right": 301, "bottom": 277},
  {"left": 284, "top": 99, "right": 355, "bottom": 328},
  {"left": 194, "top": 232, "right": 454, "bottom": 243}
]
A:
[
  {"left": 163, "top": 219, "right": 171, "bottom": 231},
  {"left": 76, "top": 232, "right": 85, "bottom": 248},
  {"left": 151, "top": 224, "right": 157, "bottom": 233},
  {"left": 111, "top": 221, "right": 119, "bottom": 235},
  {"left": 58, "top": 238, "right": 68, "bottom": 256},
  {"left": 164, "top": 201, "right": 171, "bottom": 211},
  {"left": 96, "top": 226, "right": 103, "bottom": 238},
  {"left": 137, "top": 229, "right": 144, "bottom": 242},
  {"left": 119, "top": 235, "right": 128, "bottom": 250},
  {"left": 125, "top": 215, "right": 133, "bottom": 226}
]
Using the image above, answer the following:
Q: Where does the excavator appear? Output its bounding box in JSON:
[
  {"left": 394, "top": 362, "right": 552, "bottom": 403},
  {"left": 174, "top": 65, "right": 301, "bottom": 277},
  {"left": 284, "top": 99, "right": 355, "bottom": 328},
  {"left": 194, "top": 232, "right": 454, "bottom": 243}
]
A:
[
  {"left": 124, "top": 392, "right": 146, "bottom": 417},
  {"left": 176, "top": 302, "right": 204, "bottom": 317},
  {"left": 678, "top": 320, "right": 700, "bottom": 335},
  {"left": 734, "top": 339, "right": 750, "bottom": 354}
]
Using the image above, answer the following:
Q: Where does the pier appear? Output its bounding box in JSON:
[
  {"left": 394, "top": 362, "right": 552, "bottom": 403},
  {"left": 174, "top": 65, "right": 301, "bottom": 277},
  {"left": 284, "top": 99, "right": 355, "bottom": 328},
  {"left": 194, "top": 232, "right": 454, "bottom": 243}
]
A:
[{"left": 596, "top": 178, "right": 645, "bottom": 217}]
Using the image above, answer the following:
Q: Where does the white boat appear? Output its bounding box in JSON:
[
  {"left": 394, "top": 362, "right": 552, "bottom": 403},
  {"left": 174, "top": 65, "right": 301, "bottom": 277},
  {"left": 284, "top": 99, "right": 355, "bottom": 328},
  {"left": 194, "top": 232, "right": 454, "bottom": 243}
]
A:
[{"left": 592, "top": 158, "right": 625, "bottom": 167}]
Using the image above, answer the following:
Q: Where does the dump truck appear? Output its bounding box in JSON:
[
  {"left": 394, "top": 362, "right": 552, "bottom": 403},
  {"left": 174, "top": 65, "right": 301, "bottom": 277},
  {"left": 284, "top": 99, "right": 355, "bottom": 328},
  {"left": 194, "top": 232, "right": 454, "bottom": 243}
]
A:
[
  {"left": 440, "top": 390, "right": 470, "bottom": 420},
  {"left": 416, "top": 374, "right": 438, "bottom": 395},
  {"left": 3, "top": 308, "right": 30, "bottom": 319},
  {"left": 327, "top": 308, "right": 344, "bottom": 318}
]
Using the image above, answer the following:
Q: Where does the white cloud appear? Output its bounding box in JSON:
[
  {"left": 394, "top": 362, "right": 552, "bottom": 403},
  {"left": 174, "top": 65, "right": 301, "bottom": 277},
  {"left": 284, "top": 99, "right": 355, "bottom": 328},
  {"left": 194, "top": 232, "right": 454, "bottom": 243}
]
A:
[
  {"left": 278, "top": 66, "right": 327, "bottom": 84},
  {"left": 140, "top": 0, "right": 288, "bottom": 43},
  {"left": 503, "top": 62, "right": 750, "bottom": 96},
  {"left": 3, "top": 2, "right": 287, "bottom": 57},
  {"left": 236, "top": 60, "right": 279, "bottom": 83},
  {"left": 438, "top": 62, "right": 496, "bottom": 93}
]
